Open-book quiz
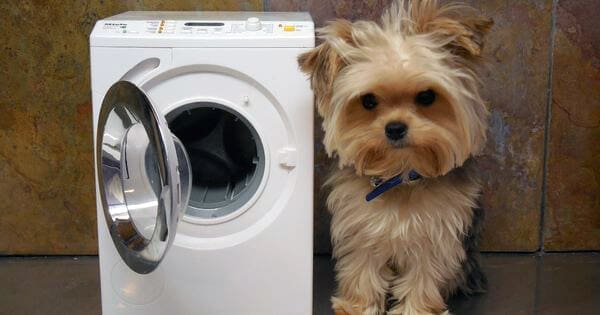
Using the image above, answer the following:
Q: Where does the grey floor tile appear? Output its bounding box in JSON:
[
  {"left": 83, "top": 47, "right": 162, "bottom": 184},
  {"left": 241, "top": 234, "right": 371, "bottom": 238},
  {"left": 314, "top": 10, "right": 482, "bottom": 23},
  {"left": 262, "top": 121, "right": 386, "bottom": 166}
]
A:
[
  {"left": 537, "top": 253, "right": 600, "bottom": 315},
  {"left": 315, "top": 254, "right": 540, "bottom": 315},
  {"left": 0, "top": 256, "right": 100, "bottom": 315},
  {"left": 1, "top": 254, "right": 598, "bottom": 315},
  {"left": 449, "top": 255, "right": 538, "bottom": 315},
  {"left": 314, "top": 254, "right": 600, "bottom": 315}
]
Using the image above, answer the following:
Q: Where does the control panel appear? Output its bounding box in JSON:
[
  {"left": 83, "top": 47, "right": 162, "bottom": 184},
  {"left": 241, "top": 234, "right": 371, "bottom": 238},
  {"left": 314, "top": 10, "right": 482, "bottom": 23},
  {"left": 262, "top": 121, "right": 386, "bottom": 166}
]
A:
[{"left": 99, "top": 17, "right": 313, "bottom": 37}]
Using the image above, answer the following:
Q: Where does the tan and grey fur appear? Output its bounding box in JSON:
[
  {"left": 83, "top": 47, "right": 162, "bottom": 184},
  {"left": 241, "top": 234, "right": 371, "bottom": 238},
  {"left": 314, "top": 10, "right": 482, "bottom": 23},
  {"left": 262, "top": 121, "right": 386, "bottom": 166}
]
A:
[{"left": 298, "top": 1, "right": 492, "bottom": 314}]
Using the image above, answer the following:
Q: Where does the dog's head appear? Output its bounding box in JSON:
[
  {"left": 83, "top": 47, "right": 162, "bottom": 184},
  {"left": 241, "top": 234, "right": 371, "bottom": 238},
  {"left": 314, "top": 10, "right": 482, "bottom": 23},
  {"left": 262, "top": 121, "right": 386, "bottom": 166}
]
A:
[{"left": 299, "top": 0, "right": 492, "bottom": 178}]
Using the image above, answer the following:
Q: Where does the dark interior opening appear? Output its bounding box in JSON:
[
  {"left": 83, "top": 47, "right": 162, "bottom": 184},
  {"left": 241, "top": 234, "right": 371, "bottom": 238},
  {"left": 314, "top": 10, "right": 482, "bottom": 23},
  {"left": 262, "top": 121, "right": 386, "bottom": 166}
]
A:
[{"left": 167, "top": 104, "right": 264, "bottom": 218}]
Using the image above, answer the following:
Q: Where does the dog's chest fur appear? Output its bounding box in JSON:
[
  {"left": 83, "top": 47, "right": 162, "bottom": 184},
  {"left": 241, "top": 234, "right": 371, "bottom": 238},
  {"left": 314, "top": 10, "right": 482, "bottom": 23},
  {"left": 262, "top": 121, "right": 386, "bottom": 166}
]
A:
[{"left": 326, "top": 164, "right": 480, "bottom": 271}]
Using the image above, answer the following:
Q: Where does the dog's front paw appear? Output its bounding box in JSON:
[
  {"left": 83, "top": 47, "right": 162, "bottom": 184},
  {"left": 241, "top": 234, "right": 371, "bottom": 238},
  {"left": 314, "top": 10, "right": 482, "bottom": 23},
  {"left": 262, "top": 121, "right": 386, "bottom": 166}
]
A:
[{"left": 332, "top": 296, "right": 385, "bottom": 315}]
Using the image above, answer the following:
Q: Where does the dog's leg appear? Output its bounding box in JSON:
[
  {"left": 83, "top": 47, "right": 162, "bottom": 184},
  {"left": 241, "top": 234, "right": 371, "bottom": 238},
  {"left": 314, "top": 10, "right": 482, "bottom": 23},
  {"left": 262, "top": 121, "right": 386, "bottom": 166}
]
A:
[
  {"left": 388, "top": 243, "right": 464, "bottom": 315},
  {"left": 456, "top": 207, "right": 487, "bottom": 296},
  {"left": 331, "top": 249, "right": 391, "bottom": 315}
]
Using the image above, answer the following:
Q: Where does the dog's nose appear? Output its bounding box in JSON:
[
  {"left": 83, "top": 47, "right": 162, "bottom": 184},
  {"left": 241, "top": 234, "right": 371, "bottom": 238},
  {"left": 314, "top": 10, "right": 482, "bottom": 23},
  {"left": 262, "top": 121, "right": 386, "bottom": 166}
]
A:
[{"left": 385, "top": 122, "right": 408, "bottom": 140}]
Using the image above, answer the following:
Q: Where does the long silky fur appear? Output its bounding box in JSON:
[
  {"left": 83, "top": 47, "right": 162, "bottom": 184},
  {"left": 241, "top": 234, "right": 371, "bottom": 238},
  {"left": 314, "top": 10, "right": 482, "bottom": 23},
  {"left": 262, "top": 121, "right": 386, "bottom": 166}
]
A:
[{"left": 299, "top": 1, "right": 493, "bottom": 314}]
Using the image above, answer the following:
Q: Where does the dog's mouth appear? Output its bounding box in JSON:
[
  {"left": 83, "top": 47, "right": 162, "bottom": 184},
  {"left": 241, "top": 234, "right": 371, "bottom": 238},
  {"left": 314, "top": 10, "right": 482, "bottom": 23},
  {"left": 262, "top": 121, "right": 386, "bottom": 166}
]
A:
[
  {"left": 353, "top": 142, "right": 414, "bottom": 178},
  {"left": 386, "top": 138, "right": 409, "bottom": 148}
]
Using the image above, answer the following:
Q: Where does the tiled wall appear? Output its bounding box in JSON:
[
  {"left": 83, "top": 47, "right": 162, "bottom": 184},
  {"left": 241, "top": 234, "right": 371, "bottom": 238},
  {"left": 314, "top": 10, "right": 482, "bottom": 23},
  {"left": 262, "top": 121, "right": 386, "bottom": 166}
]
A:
[
  {"left": 0, "top": 0, "right": 597, "bottom": 255},
  {"left": 544, "top": 0, "right": 599, "bottom": 251}
]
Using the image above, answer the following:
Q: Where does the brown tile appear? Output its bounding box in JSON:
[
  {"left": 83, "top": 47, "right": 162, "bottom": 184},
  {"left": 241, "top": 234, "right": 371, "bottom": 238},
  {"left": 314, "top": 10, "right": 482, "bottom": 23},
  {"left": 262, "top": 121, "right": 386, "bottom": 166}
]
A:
[
  {"left": 0, "top": 257, "right": 100, "bottom": 315},
  {"left": 142, "top": 0, "right": 262, "bottom": 11},
  {"left": 537, "top": 254, "right": 600, "bottom": 315},
  {"left": 0, "top": 0, "right": 557, "bottom": 254},
  {"left": 268, "top": 0, "right": 390, "bottom": 27},
  {"left": 269, "top": 1, "right": 553, "bottom": 252},
  {"left": 544, "top": 0, "right": 600, "bottom": 250},
  {"left": 0, "top": 1, "right": 151, "bottom": 254},
  {"left": 0, "top": 1, "right": 264, "bottom": 255},
  {"left": 451, "top": 0, "right": 552, "bottom": 252}
]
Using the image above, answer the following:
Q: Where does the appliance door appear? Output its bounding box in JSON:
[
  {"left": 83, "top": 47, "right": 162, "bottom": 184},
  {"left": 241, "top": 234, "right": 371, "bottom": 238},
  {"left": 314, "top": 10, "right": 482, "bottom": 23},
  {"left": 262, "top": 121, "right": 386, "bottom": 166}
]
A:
[{"left": 96, "top": 81, "right": 191, "bottom": 274}]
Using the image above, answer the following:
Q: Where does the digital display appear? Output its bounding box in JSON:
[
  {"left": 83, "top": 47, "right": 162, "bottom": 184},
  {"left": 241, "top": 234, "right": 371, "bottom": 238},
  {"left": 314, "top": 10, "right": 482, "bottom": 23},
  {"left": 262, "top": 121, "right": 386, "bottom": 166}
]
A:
[{"left": 184, "top": 22, "right": 225, "bottom": 27}]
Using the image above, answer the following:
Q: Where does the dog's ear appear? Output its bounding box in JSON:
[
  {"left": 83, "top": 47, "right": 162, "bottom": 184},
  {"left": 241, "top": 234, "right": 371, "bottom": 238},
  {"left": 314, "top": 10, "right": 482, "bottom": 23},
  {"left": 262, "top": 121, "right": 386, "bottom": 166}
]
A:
[
  {"left": 406, "top": 1, "right": 493, "bottom": 59},
  {"left": 298, "top": 19, "right": 354, "bottom": 118},
  {"left": 425, "top": 14, "right": 493, "bottom": 59}
]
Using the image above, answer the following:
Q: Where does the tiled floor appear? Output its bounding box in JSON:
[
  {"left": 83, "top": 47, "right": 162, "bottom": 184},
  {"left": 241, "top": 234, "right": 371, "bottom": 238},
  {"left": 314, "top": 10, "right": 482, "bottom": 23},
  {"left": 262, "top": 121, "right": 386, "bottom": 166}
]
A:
[
  {"left": 315, "top": 254, "right": 600, "bottom": 315},
  {"left": 0, "top": 254, "right": 598, "bottom": 315}
]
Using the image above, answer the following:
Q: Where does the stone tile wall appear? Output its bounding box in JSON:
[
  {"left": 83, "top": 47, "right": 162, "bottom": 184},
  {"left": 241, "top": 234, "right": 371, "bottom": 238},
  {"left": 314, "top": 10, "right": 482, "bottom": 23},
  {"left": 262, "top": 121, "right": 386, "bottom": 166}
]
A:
[
  {"left": 0, "top": 0, "right": 264, "bottom": 255},
  {"left": 0, "top": 0, "right": 596, "bottom": 254},
  {"left": 544, "top": 0, "right": 599, "bottom": 251}
]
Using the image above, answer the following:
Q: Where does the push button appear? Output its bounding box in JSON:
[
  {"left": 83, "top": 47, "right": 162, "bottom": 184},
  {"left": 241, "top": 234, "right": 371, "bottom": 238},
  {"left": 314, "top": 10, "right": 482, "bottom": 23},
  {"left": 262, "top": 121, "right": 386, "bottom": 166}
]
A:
[{"left": 283, "top": 25, "right": 296, "bottom": 32}]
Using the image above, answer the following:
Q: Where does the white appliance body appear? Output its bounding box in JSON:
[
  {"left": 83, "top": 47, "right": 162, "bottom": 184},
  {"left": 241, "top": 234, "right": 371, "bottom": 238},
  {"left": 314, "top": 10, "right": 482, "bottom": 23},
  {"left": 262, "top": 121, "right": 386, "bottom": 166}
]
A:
[{"left": 90, "top": 12, "right": 314, "bottom": 315}]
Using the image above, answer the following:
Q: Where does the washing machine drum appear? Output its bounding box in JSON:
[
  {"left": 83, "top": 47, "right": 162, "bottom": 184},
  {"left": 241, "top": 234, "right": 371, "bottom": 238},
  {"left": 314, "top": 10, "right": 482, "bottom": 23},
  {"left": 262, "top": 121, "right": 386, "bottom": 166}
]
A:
[
  {"left": 169, "top": 108, "right": 257, "bottom": 186},
  {"left": 166, "top": 104, "right": 265, "bottom": 218}
]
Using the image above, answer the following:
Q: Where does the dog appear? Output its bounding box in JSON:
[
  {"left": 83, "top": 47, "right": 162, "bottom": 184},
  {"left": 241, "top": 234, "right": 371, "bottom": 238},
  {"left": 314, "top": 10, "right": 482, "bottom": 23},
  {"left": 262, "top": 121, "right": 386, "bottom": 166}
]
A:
[{"left": 298, "top": 1, "right": 492, "bottom": 314}]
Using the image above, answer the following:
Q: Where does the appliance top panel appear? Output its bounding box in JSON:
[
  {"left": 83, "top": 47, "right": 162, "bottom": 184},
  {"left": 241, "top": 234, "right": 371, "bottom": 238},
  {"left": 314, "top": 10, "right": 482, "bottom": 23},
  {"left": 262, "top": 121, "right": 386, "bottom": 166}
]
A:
[{"left": 90, "top": 11, "right": 315, "bottom": 48}]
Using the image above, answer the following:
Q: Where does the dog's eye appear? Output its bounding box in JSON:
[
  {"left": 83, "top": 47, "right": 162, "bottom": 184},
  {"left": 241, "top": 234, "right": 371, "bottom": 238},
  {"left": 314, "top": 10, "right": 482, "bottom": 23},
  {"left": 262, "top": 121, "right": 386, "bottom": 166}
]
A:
[
  {"left": 361, "top": 93, "right": 378, "bottom": 110},
  {"left": 415, "top": 89, "right": 436, "bottom": 106}
]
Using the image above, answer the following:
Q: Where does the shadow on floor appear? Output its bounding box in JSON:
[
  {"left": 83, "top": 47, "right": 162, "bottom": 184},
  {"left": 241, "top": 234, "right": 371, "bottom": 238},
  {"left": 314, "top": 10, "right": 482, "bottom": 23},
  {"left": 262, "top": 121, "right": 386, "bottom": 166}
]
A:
[{"left": 0, "top": 253, "right": 598, "bottom": 314}]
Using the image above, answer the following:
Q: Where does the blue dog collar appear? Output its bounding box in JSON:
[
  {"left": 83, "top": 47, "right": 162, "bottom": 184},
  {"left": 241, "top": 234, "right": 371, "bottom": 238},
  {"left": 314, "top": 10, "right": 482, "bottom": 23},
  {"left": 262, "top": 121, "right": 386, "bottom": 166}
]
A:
[{"left": 366, "top": 170, "right": 422, "bottom": 202}]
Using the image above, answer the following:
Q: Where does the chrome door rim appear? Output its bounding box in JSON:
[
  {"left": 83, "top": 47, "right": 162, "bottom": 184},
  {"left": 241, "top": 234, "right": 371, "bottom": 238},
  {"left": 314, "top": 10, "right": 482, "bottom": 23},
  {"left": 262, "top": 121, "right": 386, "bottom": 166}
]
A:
[{"left": 96, "top": 81, "right": 184, "bottom": 274}]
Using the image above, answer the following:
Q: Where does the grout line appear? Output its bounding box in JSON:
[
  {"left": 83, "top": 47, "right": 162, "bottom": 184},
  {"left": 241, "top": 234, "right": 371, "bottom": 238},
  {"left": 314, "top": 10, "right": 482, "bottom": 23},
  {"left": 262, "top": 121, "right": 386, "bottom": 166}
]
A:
[
  {"left": 543, "top": 250, "right": 600, "bottom": 254},
  {"left": 534, "top": 1, "right": 559, "bottom": 312},
  {"left": 537, "top": 0, "right": 559, "bottom": 256},
  {"left": 480, "top": 250, "right": 600, "bottom": 256},
  {"left": 480, "top": 251, "right": 548, "bottom": 256}
]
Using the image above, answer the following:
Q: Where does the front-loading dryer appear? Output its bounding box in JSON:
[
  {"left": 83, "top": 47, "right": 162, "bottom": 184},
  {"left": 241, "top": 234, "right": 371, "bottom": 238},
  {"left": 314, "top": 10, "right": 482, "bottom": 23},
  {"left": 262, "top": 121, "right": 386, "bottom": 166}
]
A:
[{"left": 90, "top": 11, "right": 314, "bottom": 314}]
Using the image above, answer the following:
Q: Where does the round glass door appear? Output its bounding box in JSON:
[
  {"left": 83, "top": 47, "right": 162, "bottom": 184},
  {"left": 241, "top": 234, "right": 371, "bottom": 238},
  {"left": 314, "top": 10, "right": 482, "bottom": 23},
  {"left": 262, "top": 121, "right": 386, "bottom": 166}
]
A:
[{"left": 96, "top": 81, "right": 191, "bottom": 274}]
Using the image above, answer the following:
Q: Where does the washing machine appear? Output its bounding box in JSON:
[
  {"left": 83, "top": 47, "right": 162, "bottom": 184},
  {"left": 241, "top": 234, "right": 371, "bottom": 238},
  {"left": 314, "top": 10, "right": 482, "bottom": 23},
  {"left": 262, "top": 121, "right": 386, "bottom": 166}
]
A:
[{"left": 89, "top": 11, "right": 314, "bottom": 315}]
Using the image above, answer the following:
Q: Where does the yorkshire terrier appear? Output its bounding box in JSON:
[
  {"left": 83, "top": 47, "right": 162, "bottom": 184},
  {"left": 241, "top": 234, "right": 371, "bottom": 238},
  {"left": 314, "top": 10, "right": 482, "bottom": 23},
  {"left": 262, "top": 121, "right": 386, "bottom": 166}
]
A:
[{"left": 298, "top": 1, "right": 493, "bottom": 314}]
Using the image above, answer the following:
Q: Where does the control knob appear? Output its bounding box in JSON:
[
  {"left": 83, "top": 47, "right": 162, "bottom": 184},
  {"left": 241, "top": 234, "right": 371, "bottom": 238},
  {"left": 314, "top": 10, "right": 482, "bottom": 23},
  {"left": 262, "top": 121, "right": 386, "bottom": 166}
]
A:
[{"left": 245, "top": 17, "right": 261, "bottom": 31}]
